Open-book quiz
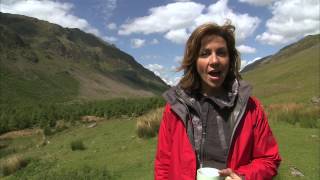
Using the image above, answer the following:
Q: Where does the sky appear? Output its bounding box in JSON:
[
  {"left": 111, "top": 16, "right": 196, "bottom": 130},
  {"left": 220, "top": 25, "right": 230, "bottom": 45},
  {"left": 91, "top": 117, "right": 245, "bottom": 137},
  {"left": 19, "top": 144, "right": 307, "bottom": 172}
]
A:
[{"left": 1, "top": 0, "right": 319, "bottom": 85}]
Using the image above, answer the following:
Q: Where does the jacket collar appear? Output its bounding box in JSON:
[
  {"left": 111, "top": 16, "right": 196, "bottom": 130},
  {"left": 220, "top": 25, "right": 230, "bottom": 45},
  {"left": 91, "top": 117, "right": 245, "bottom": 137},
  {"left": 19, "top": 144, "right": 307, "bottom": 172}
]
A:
[
  {"left": 196, "top": 80, "right": 239, "bottom": 109},
  {"left": 163, "top": 80, "right": 252, "bottom": 108},
  {"left": 162, "top": 80, "right": 252, "bottom": 125},
  {"left": 163, "top": 80, "right": 252, "bottom": 155}
]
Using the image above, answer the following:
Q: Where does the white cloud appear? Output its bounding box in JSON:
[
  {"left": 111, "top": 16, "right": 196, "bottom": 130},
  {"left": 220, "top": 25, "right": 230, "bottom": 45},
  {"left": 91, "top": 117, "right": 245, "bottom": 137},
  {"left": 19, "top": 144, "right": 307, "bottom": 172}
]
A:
[
  {"left": 256, "top": 33, "right": 285, "bottom": 45},
  {"left": 239, "top": 0, "right": 274, "bottom": 6},
  {"left": 146, "top": 64, "right": 165, "bottom": 77},
  {"left": 102, "top": 36, "right": 117, "bottom": 42},
  {"left": 256, "top": 0, "right": 320, "bottom": 45},
  {"left": 118, "top": 0, "right": 260, "bottom": 44},
  {"left": 171, "top": 76, "right": 182, "bottom": 85},
  {"left": 174, "top": 56, "right": 183, "bottom": 64},
  {"left": 170, "top": 65, "right": 178, "bottom": 71},
  {"left": 145, "top": 64, "right": 181, "bottom": 86},
  {"left": 131, "top": 38, "right": 145, "bottom": 48},
  {"left": 118, "top": 2, "right": 205, "bottom": 35},
  {"left": 237, "top": 44, "right": 256, "bottom": 54},
  {"left": 164, "top": 29, "right": 188, "bottom": 44},
  {"left": 107, "top": 23, "right": 117, "bottom": 30},
  {"left": 150, "top": 38, "right": 159, "bottom": 44},
  {"left": 141, "top": 55, "right": 160, "bottom": 60},
  {"left": 0, "top": 0, "right": 101, "bottom": 36},
  {"left": 252, "top": 57, "right": 262, "bottom": 61},
  {"left": 93, "top": 0, "right": 117, "bottom": 21},
  {"left": 194, "top": 0, "right": 260, "bottom": 43},
  {"left": 240, "top": 60, "right": 248, "bottom": 70},
  {"left": 241, "top": 57, "right": 261, "bottom": 70},
  {"left": 252, "top": 57, "right": 262, "bottom": 63}
]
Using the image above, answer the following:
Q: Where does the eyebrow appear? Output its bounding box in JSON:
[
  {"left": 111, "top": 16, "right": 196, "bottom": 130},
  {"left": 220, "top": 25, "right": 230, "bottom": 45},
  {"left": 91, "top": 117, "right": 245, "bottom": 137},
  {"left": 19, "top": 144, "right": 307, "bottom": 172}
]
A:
[{"left": 200, "top": 46, "right": 228, "bottom": 51}]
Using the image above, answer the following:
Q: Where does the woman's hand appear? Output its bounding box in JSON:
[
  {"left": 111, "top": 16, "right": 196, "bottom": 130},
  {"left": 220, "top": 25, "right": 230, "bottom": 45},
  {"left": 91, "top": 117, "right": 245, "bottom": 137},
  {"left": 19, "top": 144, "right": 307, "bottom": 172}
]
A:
[{"left": 219, "top": 168, "right": 243, "bottom": 180}]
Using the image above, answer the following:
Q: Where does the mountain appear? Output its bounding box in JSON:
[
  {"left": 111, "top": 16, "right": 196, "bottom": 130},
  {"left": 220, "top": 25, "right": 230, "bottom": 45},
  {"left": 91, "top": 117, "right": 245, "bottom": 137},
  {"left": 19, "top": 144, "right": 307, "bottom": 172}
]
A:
[
  {"left": 240, "top": 55, "right": 272, "bottom": 73},
  {"left": 241, "top": 34, "right": 320, "bottom": 73},
  {"left": 241, "top": 34, "right": 320, "bottom": 104},
  {"left": 0, "top": 13, "right": 169, "bottom": 105}
]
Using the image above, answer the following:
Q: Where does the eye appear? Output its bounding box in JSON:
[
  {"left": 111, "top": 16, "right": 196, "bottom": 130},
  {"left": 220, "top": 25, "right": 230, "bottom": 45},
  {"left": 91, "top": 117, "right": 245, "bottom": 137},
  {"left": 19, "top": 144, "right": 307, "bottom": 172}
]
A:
[
  {"left": 216, "top": 48, "right": 228, "bottom": 57},
  {"left": 199, "top": 49, "right": 211, "bottom": 58}
]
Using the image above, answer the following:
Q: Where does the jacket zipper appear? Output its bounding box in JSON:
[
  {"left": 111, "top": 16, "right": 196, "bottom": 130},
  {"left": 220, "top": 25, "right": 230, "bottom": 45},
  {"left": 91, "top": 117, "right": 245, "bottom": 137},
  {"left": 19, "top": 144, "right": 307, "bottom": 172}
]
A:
[
  {"left": 175, "top": 88, "right": 249, "bottom": 168},
  {"left": 177, "top": 92, "right": 207, "bottom": 168},
  {"left": 175, "top": 94, "right": 203, "bottom": 167},
  {"left": 199, "top": 101, "right": 209, "bottom": 168},
  {"left": 225, "top": 97, "right": 249, "bottom": 165}
]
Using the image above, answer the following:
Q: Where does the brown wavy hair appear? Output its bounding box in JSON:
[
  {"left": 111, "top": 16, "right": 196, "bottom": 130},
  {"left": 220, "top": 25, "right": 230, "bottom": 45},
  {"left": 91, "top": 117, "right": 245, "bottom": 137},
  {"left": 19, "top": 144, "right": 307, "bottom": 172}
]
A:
[{"left": 177, "top": 21, "right": 241, "bottom": 92}]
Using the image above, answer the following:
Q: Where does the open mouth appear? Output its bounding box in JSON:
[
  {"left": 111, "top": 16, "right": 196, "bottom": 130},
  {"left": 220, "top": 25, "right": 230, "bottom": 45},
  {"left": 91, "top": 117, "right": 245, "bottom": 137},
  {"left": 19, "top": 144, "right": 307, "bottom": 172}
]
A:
[{"left": 208, "top": 70, "right": 221, "bottom": 78}]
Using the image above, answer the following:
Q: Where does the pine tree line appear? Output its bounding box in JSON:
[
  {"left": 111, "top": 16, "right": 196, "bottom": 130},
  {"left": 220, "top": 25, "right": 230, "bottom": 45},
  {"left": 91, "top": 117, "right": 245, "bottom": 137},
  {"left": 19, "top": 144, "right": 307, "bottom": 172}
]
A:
[{"left": 0, "top": 97, "right": 165, "bottom": 134}]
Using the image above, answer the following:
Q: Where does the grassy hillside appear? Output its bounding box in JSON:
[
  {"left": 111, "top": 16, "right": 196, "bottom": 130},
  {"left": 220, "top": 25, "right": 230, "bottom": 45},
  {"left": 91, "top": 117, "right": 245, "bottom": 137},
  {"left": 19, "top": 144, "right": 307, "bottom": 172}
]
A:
[
  {"left": 0, "top": 118, "right": 156, "bottom": 179},
  {"left": 1, "top": 12, "right": 319, "bottom": 180},
  {"left": 241, "top": 35, "right": 320, "bottom": 105},
  {"left": 0, "top": 109, "right": 319, "bottom": 179},
  {"left": 0, "top": 12, "right": 168, "bottom": 105}
]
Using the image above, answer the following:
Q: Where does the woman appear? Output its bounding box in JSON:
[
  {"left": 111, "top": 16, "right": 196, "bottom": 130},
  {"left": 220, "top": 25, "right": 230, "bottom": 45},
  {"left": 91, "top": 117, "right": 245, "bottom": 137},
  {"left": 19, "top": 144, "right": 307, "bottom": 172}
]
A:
[{"left": 154, "top": 22, "right": 281, "bottom": 180}]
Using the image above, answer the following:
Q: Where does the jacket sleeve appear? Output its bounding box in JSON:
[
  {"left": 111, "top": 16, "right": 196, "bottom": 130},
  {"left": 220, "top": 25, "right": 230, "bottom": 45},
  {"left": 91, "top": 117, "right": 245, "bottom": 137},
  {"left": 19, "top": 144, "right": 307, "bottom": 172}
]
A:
[
  {"left": 235, "top": 100, "right": 281, "bottom": 180},
  {"left": 154, "top": 104, "right": 172, "bottom": 180}
]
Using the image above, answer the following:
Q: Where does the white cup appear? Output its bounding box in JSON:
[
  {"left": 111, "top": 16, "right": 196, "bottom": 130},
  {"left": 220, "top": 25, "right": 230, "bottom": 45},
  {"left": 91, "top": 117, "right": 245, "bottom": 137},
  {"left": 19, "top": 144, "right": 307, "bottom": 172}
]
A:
[{"left": 197, "top": 167, "right": 221, "bottom": 180}]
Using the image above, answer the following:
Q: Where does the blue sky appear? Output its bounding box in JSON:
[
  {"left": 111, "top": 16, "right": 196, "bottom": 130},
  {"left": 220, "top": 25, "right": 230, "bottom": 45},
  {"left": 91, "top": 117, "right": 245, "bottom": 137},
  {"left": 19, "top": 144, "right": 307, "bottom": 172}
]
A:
[{"left": 1, "top": 0, "right": 319, "bottom": 85}]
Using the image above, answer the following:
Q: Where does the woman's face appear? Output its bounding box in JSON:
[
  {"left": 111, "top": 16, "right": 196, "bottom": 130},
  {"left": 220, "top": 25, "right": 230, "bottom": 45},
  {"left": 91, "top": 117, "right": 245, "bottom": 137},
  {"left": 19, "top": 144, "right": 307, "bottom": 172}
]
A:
[{"left": 196, "top": 35, "right": 230, "bottom": 96}]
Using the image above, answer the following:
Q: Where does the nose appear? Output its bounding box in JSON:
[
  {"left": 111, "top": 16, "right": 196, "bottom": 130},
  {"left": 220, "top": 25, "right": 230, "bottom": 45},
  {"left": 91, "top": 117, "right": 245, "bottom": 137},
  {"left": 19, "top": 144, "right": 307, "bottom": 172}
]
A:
[{"left": 208, "top": 53, "right": 219, "bottom": 67}]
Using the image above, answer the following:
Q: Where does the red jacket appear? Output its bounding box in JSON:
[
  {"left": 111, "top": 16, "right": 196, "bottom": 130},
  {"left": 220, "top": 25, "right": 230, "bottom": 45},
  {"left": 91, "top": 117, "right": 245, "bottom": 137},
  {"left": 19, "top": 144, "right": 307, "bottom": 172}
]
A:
[{"left": 154, "top": 97, "right": 281, "bottom": 180}]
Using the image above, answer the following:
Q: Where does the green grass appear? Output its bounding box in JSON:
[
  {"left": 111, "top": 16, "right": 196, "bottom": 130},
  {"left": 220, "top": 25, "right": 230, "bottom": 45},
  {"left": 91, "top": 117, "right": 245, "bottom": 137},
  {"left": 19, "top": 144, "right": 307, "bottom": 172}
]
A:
[
  {"left": 242, "top": 45, "right": 319, "bottom": 105},
  {"left": 0, "top": 135, "right": 43, "bottom": 158},
  {"left": 0, "top": 12, "right": 169, "bottom": 107},
  {"left": 1, "top": 113, "right": 319, "bottom": 179},
  {"left": 1, "top": 117, "right": 157, "bottom": 179},
  {"left": 271, "top": 122, "right": 319, "bottom": 180},
  {"left": 0, "top": 60, "right": 79, "bottom": 105}
]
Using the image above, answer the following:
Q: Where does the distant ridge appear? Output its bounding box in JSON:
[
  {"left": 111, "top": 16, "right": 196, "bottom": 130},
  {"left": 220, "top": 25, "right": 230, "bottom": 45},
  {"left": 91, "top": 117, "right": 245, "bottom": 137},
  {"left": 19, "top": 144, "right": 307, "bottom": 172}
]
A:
[
  {"left": 241, "top": 34, "right": 320, "bottom": 73},
  {"left": 0, "top": 12, "right": 169, "bottom": 104},
  {"left": 241, "top": 34, "right": 319, "bottom": 104},
  {"left": 240, "top": 55, "right": 272, "bottom": 73}
]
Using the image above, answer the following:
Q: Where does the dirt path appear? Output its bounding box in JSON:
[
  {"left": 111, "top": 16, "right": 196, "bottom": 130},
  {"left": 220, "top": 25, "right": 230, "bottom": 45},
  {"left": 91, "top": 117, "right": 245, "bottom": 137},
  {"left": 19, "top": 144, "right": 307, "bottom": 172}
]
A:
[{"left": 0, "top": 128, "right": 42, "bottom": 140}]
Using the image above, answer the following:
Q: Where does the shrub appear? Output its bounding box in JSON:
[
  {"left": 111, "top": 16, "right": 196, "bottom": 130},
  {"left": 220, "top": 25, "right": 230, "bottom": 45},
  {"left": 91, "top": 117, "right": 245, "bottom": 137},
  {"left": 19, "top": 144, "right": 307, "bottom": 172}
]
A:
[
  {"left": 0, "top": 97, "right": 165, "bottom": 134},
  {"left": 54, "top": 120, "right": 69, "bottom": 133},
  {"left": 300, "top": 118, "right": 319, "bottom": 128},
  {"left": 0, "top": 147, "right": 17, "bottom": 158},
  {"left": 299, "top": 108, "right": 320, "bottom": 128},
  {"left": 37, "top": 165, "right": 114, "bottom": 179},
  {"left": 70, "top": 140, "right": 85, "bottom": 151},
  {"left": 136, "top": 108, "right": 163, "bottom": 138},
  {"left": 267, "top": 103, "right": 319, "bottom": 128},
  {"left": 0, "top": 155, "right": 29, "bottom": 176}
]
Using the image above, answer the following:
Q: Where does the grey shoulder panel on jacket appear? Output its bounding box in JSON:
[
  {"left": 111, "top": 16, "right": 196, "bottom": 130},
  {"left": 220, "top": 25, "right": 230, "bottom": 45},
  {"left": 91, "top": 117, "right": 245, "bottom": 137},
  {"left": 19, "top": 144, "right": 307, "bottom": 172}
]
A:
[
  {"left": 162, "top": 86, "right": 178, "bottom": 105},
  {"left": 238, "top": 80, "right": 253, "bottom": 102},
  {"left": 162, "top": 86, "right": 188, "bottom": 126}
]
